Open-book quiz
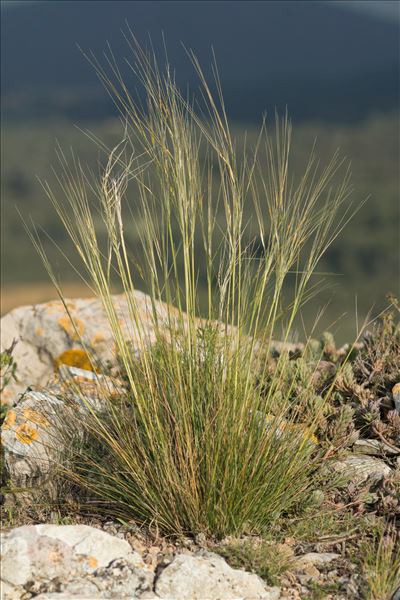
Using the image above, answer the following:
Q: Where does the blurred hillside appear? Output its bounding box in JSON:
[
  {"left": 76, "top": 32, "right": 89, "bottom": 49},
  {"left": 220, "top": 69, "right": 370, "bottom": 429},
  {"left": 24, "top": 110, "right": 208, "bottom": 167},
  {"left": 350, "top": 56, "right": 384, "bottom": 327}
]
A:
[
  {"left": 1, "top": 1, "right": 399, "bottom": 342},
  {"left": 1, "top": 0, "right": 399, "bottom": 122},
  {"left": 2, "top": 111, "right": 398, "bottom": 340}
]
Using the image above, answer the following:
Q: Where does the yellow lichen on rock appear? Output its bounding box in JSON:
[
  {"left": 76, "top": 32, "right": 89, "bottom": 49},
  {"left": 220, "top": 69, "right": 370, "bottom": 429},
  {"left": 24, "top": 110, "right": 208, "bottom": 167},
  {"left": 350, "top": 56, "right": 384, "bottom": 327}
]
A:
[
  {"left": 58, "top": 315, "right": 85, "bottom": 340},
  {"left": 23, "top": 407, "right": 49, "bottom": 428},
  {"left": 87, "top": 556, "right": 98, "bottom": 569},
  {"left": 265, "top": 414, "right": 319, "bottom": 445},
  {"left": 54, "top": 348, "right": 95, "bottom": 372},
  {"left": 15, "top": 422, "right": 39, "bottom": 444},
  {"left": 91, "top": 332, "right": 107, "bottom": 345},
  {"left": 2, "top": 409, "right": 16, "bottom": 430}
]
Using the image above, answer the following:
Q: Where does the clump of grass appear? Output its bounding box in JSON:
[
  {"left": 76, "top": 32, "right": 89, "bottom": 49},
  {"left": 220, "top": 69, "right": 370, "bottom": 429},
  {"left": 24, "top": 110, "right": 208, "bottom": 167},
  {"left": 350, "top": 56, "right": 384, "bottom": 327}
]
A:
[
  {"left": 27, "top": 32, "right": 357, "bottom": 538},
  {"left": 360, "top": 522, "right": 400, "bottom": 600},
  {"left": 216, "top": 538, "right": 293, "bottom": 585}
]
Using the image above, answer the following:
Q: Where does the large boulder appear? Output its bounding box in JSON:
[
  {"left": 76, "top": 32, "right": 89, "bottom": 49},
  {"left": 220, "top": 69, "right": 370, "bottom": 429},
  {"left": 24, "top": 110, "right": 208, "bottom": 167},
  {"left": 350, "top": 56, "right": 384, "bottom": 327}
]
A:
[
  {"left": 0, "top": 291, "right": 303, "bottom": 408},
  {"left": 0, "top": 291, "right": 172, "bottom": 407}
]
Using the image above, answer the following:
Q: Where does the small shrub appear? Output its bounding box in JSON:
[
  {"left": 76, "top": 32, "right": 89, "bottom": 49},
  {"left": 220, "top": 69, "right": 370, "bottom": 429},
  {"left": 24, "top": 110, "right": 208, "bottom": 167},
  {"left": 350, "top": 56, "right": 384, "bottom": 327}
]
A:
[{"left": 333, "top": 301, "right": 400, "bottom": 446}]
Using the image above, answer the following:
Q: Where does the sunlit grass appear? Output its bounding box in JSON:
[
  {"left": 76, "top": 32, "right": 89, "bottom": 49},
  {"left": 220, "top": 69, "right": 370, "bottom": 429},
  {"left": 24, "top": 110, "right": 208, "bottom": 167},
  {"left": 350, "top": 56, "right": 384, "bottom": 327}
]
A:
[
  {"left": 26, "top": 32, "right": 358, "bottom": 537},
  {"left": 361, "top": 522, "right": 400, "bottom": 600}
]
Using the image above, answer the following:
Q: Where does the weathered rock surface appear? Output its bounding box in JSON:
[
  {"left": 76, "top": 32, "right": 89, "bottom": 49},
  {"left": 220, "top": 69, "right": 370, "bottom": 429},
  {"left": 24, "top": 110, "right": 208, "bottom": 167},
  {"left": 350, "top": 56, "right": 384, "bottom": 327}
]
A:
[
  {"left": 353, "top": 438, "right": 400, "bottom": 457},
  {"left": 0, "top": 524, "right": 150, "bottom": 599},
  {"left": 292, "top": 552, "right": 340, "bottom": 567},
  {"left": 331, "top": 454, "right": 392, "bottom": 485},
  {"left": 1, "top": 390, "right": 63, "bottom": 489},
  {"left": 0, "top": 292, "right": 170, "bottom": 407},
  {"left": 1, "top": 525, "right": 283, "bottom": 600},
  {"left": 1, "top": 362, "right": 130, "bottom": 489},
  {"left": 154, "top": 552, "right": 281, "bottom": 600},
  {"left": 0, "top": 292, "right": 303, "bottom": 408}
]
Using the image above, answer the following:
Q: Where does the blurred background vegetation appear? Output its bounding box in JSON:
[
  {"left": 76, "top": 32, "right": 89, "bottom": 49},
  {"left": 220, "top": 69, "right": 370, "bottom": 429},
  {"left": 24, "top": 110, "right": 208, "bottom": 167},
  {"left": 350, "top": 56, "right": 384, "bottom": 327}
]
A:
[{"left": 1, "top": 0, "right": 399, "bottom": 342}]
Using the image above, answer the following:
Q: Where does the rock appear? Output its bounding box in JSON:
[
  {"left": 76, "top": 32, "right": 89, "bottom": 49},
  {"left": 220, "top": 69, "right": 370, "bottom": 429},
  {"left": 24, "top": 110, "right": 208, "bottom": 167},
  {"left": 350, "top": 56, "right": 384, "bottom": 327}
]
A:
[
  {"left": 1, "top": 291, "right": 303, "bottom": 408},
  {"left": 331, "top": 455, "right": 392, "bottom": 485},
  {"left": 35, "top": 591, "right": 104, "bottom": 600},
  {"left": 0, "top": 579, "right": 25, "bottom": 600},
  {"left": 1, "top": 390, "right": 64, "bottom": 489},
  {"left": 31, "top": 557, "right": 154, "bottom": 598},
  {"left": 0, "top": 524, "right": 151, "bottom": 599},
  {"left": 0, "top": 526, "right": 286, "bottom": 599},
  {"left": 392, "top": 586, "right": 400, "bottom": 600},
  {"left": 290, "top": 552, "right": 339, "bottom": 586},
  {"left": 154, "top": 552, "right": 281, "bottom": 599},
  {"left": 1, "top": 366, "right": 127, "bottom": 489},
  {"left": 55, "top": 364, "right": 126, "bottom": 410},
  {"left": 293, "top": 552, "right": 339, "bottom": 567},
  {"left": 353, "top": 438, "right": 400, "bottom": 457},
  {"left": 0, "top": 292, "right": 170, "bottom": 407}
]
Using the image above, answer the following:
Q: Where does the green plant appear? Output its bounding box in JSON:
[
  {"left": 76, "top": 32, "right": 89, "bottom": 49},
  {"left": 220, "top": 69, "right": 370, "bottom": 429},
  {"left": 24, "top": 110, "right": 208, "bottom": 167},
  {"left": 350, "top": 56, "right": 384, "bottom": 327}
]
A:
[
  {"left": 360, "top": 522, "right": 400, "bottom": 600},
  {"left": 216, "top": 538, "right": 293, "bottom": 585},
  {"left": 27, "top": 34, "right": 357, "bottom": 537},
  {"left": 333, "top": 300, "right": 400, "bottom": 446},
  {"left": 0, "top": 339, "right": 17, "bottom": 395}
]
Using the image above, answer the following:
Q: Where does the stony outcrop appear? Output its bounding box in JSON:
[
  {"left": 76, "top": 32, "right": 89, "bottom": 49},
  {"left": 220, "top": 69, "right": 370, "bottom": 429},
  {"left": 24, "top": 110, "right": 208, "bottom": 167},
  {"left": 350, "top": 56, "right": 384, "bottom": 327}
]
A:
[
  {"left": 0, "top": 292, "right": 172, "bottom": 407},
  {"left": 0, "top": 292, "right": 303, "bottom": 408},
  {"left": 1, "top": 524, "right": 283, "bottom": 600},
  {"left": 1, "top": 363, "right": 128, "bottom": 491}
]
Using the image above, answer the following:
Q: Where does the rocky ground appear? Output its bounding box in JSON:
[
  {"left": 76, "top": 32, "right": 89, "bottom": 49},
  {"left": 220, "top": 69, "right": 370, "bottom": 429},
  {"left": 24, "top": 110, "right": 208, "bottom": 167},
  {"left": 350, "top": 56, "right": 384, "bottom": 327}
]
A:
[{"left": 1, "top": 293, "right": 399, "bottom": 599}]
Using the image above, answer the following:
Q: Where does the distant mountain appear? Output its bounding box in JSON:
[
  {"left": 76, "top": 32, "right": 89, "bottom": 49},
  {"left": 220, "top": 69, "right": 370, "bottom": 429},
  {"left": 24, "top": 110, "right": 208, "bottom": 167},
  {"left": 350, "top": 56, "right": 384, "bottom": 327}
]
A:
[{"left": 1, "top": 0, "right": 399, "bottom": 122}]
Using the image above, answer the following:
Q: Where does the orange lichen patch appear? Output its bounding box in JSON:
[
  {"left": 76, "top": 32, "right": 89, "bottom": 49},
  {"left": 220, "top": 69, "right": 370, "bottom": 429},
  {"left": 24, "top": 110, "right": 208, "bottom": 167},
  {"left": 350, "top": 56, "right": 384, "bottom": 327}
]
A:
[
  {"left": 2, "top": 409, "right": 17, "bottom": 430},
  {"left": 86, "top": 556, "right": 98, "bottom": 569},
  {"left": 393, "top": 382, "right": 400, "bottom": 396},
  {"left": 35, "top": 327, "right": 44, "bottom": 337},
  {"left": 54, "top": 349, "right": 95, "bottom": 372},
  {"left": 22, "top": 407, "right": 49, "bottom": 428},
  {"left": 47, "top": 300, "right": 64, "bottom": 308},
  {"left": 58, "top": 316, "right": 85, "bottom": 340},
  {"left": 283, "top": 422, "right": 319, "bottom": 445},
  {"left": 15, "top": 423, "right": 39, "bottom": 444},
  {"left": 74, "top": 375, "right": 96, "bottom": 384},
  {"left": 91, "top": 332, "right": 107, "bottom": 345},
  {"left": 48, "top": 550, "right": 64, "bottom": 564}
]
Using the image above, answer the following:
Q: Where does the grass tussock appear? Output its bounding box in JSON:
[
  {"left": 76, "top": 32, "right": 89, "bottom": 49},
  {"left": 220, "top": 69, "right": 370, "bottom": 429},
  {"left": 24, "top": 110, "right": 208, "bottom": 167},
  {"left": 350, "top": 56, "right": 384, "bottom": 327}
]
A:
[
  {"left": 361, "top": 522, "right": 400, "bottom": 600},
  {"left": 27, "top": 33, "right": 358, "bottom": 537}
]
